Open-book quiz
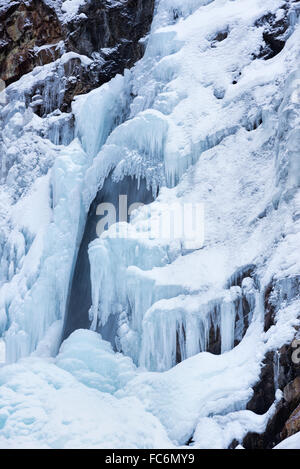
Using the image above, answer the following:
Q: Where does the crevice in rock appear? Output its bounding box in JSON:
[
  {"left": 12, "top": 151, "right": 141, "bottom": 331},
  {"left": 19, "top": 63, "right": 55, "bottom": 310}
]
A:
[
  {"left": 244, "top": 114, "right": 263, "bottom": 132},
  {"left": 176, "top": 322, "right": 186, "bottom": 364},
  {"left": 225, "top": 264, "right": 257, "bottom": 289},
  {"left": 210, "top": 28, "right": 229, "bottom": 48}
]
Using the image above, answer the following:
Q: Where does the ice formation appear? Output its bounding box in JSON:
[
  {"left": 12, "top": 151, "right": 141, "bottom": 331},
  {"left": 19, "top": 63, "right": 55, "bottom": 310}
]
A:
[{"left": 0, "top": 0, "right": 299, "bottom": 449}]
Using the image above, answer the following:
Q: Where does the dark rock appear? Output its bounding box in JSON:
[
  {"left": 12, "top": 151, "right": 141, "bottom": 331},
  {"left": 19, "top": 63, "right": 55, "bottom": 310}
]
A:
[
  {"left": 213, "top": 30, "right": 228, "bottom": 42},
  {"left": 176, "top": 323, "right": 187, "bottom": 363},
  {"left": 0, "top": 0, "right": 155, "bottom": 114},
  {"left": 277, "top": 339, "right": 300, "bottom": 390},
  {"left": 281, "top": 403, "right": 300, "bottom": 439},
  {"left": 244, "top": 334, "right": 300, "bottom": 448},
  {"left": 248, "top": 337, "right": 300, "bottom": 414},
  {"left": 264, "top": 279, "right": 276, "bottom": 332},
  {"left": 283, "top": 376, "right": 300, "bottom": 405},
  {"left": 0, "top": 0, "right": 63, "bottom": 87},
  {"left": 208, "top": 316, "right": 221, "bottom": 355},
  {"left": 254, "top": 2, "right": 300, "bottom": 61},
  {"left": 247, "top": 351, "right": 277, "bottom": 415},
  {"left": 228, "top": 439, "right": 239, "bottom": 449},
  {"left": 211, "top": 29, "right": 229, "bottom": 48},
  {"left": 174, "top": 284, "right": 254, "bottom": 364},
  {"left": 60, "top": 0, "right": 155, "bottom": 112},
  {"left": 243, "top": 273, "right": 300, "bottom": 449},
  {"left": 243, "top": 399, "right": 293, "bottom": 449},
  {"left": 67, "top": 0, "right": 154, "bottom": 69}
]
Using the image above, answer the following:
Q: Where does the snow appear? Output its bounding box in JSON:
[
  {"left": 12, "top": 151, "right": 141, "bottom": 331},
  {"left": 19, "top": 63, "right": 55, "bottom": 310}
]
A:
[
  {"left": 274, "top": 431, "right": 300, "bottom": 449},
  {"left": 0, "top": 313, "right": 296, "bottom": 448},
  {"left": 193, "top": 390, "right": 282, "bottom": 449},
  {"left": 61, "top": 0, "right": 86, "bottom": 22},
  {"left": 0, "top": 0, "right": 299, "bottom": 449},
  {"left": 0, "top": 332, "right": 172, "bottom": 449}
]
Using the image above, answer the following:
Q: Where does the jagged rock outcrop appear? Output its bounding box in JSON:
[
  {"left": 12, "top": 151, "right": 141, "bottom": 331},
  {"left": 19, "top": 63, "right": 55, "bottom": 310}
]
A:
[
  {"left": 254, "top": 0, "right": 300, "bottom": 60},
  {"left": 0, "top": 0, "right": 155, "bottom": 113},
  {"left": 66, "top": 0, "right": 155, "bottom": 78},
  {"left": 281, "top": 403, "right": 300, "bottom": 438},
  {"left": 284, "top": 376, "right": 300, "bottom": 404},
  {"left": 264, "top": 275, "right": 300, "bottom": 333},
  {"left": 278, "top": 377, "right": 300, "bottom": 440},
  {"left": 243, "top": 332, "right": 300, "bottom": 448},
  {"left": 241, "top": 272, "right": 300, "bottom": 448},
  {"left": 0, "top": 0, "right": 63, "bottom": 87}
]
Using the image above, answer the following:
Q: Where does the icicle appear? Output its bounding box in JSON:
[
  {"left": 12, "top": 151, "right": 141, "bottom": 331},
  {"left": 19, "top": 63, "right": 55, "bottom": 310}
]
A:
[
  {"left": 220, "top": 290, "right": 237, "bottom": 353},
  {"left": 273, "top": 350, "right": 280, "bottom": 392}
]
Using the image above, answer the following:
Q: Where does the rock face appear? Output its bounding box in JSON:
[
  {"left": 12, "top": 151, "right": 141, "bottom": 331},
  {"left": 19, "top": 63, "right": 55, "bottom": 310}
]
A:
[
  {"left": 282, "top": 404, "right": 300, "bottom": 439},
  {"left": 242, "top": 273, "right": 300, "bottom": 448},
  {"left": 66, "top": 0, "right": 155, "bottom": 79},
  {"left": 0, "top": 0, "right": 155, "bottom": 113},
  {"left": 246, "top": 351, "right": 278, "bottom": 416},
  {"left": 243, "top": 331, "right": 300, "bottom": 449},
  {"left": 0, "top": 0, "right": 63, "bottom": 87},
  {"left": 277, "top": 378, "right": 300, "bottom": 441},
  {"left": 283, "top": 376, "right": 300, "bottom": 405},
  {"left": 254, "top": 1, "right": 300, "bottom": 60}
]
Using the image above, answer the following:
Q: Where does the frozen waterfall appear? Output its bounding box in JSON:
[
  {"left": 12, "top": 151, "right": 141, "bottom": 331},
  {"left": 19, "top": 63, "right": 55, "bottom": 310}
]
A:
[{"left": 0, "top": 0, "right": 299, "bottom": 450}]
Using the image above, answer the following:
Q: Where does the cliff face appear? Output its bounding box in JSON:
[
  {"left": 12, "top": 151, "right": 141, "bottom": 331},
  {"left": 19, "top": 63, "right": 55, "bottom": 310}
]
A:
[
  {"left": 66, "top": 0, "right": 155, "bottom": 73},
  {"left": 0, "top": 1, "right": 64, "bottom": 87},
  {"left": 0, "top": 0, "right": 155, "bottom": 112}
]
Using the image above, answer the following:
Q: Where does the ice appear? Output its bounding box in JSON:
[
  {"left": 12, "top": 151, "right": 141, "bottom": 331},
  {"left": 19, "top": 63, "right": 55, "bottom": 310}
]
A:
[
  {"left": 0, "top": 332, "right": 173, "bottom": 449},
  {"left": 1, "top": 140, "right": 87, "bottom": 362},
  {"left": 73, "top": 73, "right": 129, "bottom": 160},
  {"left": 137, "top": 286, "right": 255, "bottom": 371},
  {"left": 0, "top": 0, "right": 299, "bottom": 449},
  {"left": 47, "top": 111, "right": 74, "bottom": 146},
  {"left": 0, "top": 313, "right": 294, "bottom": 449},
  {"left": 0, "top": 65, "right": 131, "bottom": 362},
  {"left": 192, "top": 391, "right": 282, "bottom": 449},
  {"left": 33, "top": 320, "right": 63, "bottom": 359},
  {"left": 56, "top": 329, "right": 137, "bottom": 393},
  {"left": 117, "top": 319, "right": 265, "bottom": 445},
  {"left": 0, "top": 338, "right": 5, "bottom": 364}
]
